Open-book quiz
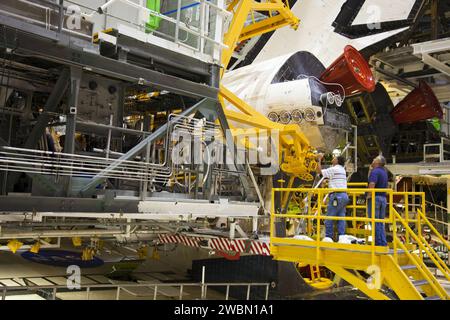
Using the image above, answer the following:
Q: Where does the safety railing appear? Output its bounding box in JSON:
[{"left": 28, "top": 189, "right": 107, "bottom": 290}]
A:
[
  {"left": 0, "top": 281, "right": 270, "bottom": 301},
  {"left": 271, "top": 187, "right": 450, "bottom": 274},
  {"left": 423, "top": 137, "right": 450, "bottom": 162},
  {"left": 425, "top": 201, "right": 449, "bottom": 233},
  {"left": 0, "top": 0, "right": 93, "bottom": 39},
  {"left": 77, "top": 0, "right": 230, "bottom": 63}
]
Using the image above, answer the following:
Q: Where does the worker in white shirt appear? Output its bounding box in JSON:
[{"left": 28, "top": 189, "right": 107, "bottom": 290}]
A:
[{"left": 316, "top": 154, "right": 349, "bottom": 242}]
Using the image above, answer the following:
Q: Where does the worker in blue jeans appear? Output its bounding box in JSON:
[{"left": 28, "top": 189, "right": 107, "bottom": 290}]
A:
[
  {"left": 326, "top": 192, "right": 350, "bottom": 239},
  {"left": 316, "top": 154, "right": 349, "bottom": 242},
  {"left": 367, "top": 155, "right": 389, "bottom": 246}
]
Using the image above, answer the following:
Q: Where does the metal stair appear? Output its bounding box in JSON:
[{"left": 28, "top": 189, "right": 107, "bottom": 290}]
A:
[{"left": 270, "top": 187, "right": 450, "bottom": 300}]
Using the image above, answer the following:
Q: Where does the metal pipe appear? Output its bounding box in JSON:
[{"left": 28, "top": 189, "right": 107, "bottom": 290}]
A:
[
  {"left": 0, "top": 228, "right": 124, "bottom": 240},
  {"left": 1, "top": 146, "right": 166, "bottom": 170},
  {"left": 174, "top": 0, "right": 182, "bottom": 44},
  {"left": 105, "top": 114, "right": 114, "bottom": 159},
  {"left": 58, "top": 0, "right": 64, "bottom": 33},
  {"left": 201, "top": 265, "right": 206, "bottom": 299},
  {"left": 79, "top": 101, "right": 210, "bottom": 194},
  {"left": 375, "top": 67, "right": 418, "bottom": 88},
  {"left": 179, "top": 285, "right": 183, "bottom": 300},
  {"left": 76, "top": 120, "right": 151, "bottom": 136}
]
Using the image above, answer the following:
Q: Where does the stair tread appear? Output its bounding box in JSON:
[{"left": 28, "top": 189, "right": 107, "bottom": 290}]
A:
[
  {"left": 412, "top": 279, "right": 429, "bottom": 286},
  {"left": 401, "top": 265, "right": 417, "bottom": 270},
  {"left": 424, "top": 296, "right": 441, "bottom": 300},
  {"left": 388, "top": 249, "right": 409, "bottom": 254}
]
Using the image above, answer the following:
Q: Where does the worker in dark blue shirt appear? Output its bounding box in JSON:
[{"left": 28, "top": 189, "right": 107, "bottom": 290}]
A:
[{"left": 367, "top": 155, "right": 389, "bottom": 246}]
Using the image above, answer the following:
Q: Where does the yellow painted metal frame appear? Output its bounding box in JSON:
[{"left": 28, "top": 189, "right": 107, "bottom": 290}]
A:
[
  {"left": 222, "top": 0, "right": 299, "bottom": 72},
  {"left": 270, "top": 187, "right": 450, "bottom": 300},
  {"left": 218, "top": 1, "right": 317, "bottom": 182}
]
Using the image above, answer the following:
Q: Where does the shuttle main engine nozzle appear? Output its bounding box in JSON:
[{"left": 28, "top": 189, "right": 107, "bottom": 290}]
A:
[
  {"left": 320, "top": 45, "right": 376, "bottom": 96},
  {"left": 390, "top": 81, "right": 443, "bottom": 124}
]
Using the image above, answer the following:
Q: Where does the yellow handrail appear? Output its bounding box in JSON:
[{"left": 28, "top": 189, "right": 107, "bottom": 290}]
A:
[
  {"left": 348, "top": 182, "right": 369, "bottom": 187},
  {"left": 270, "top": 186, "right": 449, "bottom": 299},
  {"left": 418, "top": 209, "right": 450, "bottom": 251},
  {"left": 271, "top": 187, "right": 448, "bottom": 269},
  {"left": 392, "top": 209, "right": 450, "bottom": 281},
  {"left": 394, "top": 236, "right": 447, "bottom": 299},
  {"left": 418, "top": 234, "right": 450, "bottom": 276}
]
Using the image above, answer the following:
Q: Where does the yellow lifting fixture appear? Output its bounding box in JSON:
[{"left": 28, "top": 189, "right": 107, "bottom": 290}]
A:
[
  {"left": 81, "top": 247, "right": 95, "bottom": 261},
  {"left": 220, "top": 1, "right": 317, "bottom": 187},
  {"left": 7, "top": 239, "right": 23, "bottom": 254},
  {"left": 221, "top": 0, "right": 299, "bottom": 72},
  {"left": 29, "top": 241, "right": 41, "bottom": 254},
  {"left": 137, "top": 245, "right": 149, "bottom": 259},
  {"left": 151, "top": 246, "right": 160, "bottom": 260},
  {"left": 72, "top": 237, "right": 82, "bottom": 247}
]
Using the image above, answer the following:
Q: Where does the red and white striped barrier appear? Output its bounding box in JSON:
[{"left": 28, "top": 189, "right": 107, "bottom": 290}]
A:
[
  {"left": 157, "top": 234, "right": 203, "bottom": 248},
  {"left": 158, "top": 234, "right": 270, "bottom": 256}
]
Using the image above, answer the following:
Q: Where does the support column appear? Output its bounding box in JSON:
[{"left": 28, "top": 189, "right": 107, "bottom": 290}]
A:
[
  {"left": 203, "top": 113, "right": 215, "bottom": 201},
  {"left": 65, "top": 67, "right": 82, "bottom": 196},
  {"left": 24, "top": 69, "right": 70, "bottom": 149},
  {"left": 447, "top": 178, "right": 450, "bottom": 266},
  {"left": 64, "top": 67, "right": 82, "bottom": 155},
  {"left": 7, "top": 69, "right": 70, "bottom": 191},
  {"left": 114, "top": 84, "right": 125, "bottom": 190},
  {"left": 431, "top": 0, "right": 439, "bottom": 40}
]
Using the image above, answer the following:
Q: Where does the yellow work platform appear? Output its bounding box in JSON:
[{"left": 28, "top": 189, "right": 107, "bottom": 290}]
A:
[{"left": 270, "top": 187, "right": 450, "bottom": 300}]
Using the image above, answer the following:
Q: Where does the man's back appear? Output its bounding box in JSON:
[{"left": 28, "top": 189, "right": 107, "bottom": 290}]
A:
[
  {"left": 369, "top": 167, "right": 388, "bottom": 197},
  {"left": 322, "top": 165, "right": 347, "bottom": 189}
]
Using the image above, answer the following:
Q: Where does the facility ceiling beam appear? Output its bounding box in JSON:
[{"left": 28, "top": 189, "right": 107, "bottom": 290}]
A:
[
  {"left": 374, "top": 67, "right": 418, "bottom": 88},
  {"left": 421, "top": 53, "right": 450, "bottom": 76},
  {"left": 412, "top": 37, "right": 450, "bottom": 76}
]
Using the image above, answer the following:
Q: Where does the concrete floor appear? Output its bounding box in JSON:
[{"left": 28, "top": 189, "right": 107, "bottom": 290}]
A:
[
  {"left": 0, "top": 245, "right": 448, "bottom": 300},
  {"left": 0, "top": 245, "right": 229, "bottom": 300}
]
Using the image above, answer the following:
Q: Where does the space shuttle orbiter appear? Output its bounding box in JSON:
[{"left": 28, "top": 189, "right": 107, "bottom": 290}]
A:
[{"left": 222, "top": 0, "right": 421, "bottom": 151}]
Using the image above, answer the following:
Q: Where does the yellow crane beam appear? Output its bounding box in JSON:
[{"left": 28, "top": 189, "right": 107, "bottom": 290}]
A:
[
  {"left": 222, "top": 0, "right": 299, "bottom": 73},
  {"left": 219, "top": 1, "right": 316, "bottom": 182}
]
